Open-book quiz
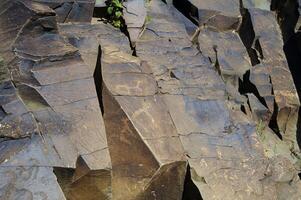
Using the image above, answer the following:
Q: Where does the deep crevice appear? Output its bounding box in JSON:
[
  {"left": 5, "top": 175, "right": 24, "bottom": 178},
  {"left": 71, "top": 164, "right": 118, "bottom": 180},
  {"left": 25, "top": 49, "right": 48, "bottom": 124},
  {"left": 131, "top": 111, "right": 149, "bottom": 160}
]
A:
[
  {"left": 237, "top": 70, "right": 284, "bottom": 139},
  {"left": 284, "top": 32, "right": 301, "bottom": 147},
  {"left": 182, "top": 165, "right": 203, "bottom": 200},
  {"left": 240, "top": 104, "right": 247, "bottom": 114},
  {"left": 93, "top": 2, "right": 137, "bottom": 56},
  {"left": 271, "top": 0, "right": 300, "bottom": 43},
  {"left": 172, "top": 0, "right": 199, "bottom": 26},
  {"left": 238, "top": 70, "right": 268, "bottom": 108},
  {"left": 93, "top": 45, "right": 104, "bottom": 115},
  {"left": 273, "top": 0, "right": 301, "bottom": 148},
  {"left": 119, "top": 18, "right": 137, "bottom": 57},
  {"left": 268, "top": 99, "right": 282, "bottom": 140},
  {"left": 238, "top": 7, "right": 261, "bottom": 66},
  {"left": 213, "top": 46, "right": 222, "bottom": 76}
]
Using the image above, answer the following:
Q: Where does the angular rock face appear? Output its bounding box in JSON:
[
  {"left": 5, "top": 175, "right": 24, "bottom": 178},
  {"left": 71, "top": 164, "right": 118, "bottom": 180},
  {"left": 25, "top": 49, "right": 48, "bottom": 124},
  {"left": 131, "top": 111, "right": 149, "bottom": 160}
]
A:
[
  {"left": 1, "top": 0, "right": 301, "bottom": 200},
  {"left": 133, "top": 0, "right": 301, "bottom": 199},
  {"left": 0, "top": 1, "right": 111, "bottom": 199},
  {"left": 32, "top": 0, "right": 96, "bottom": 23}
]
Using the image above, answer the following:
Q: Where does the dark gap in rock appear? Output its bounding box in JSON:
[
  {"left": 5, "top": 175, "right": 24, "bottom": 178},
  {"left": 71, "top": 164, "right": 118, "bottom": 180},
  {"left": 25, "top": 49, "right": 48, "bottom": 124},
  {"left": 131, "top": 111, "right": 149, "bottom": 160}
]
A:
[
  {"left": 246, "top": 97, "right": 252, "bottom": 112},
  {"left": 120, "top": 17, "right": 137, "bottom": 57},
  {"left": 208, "top": 56, "right": 213, "bottom": 64},
  {"left": 170, "top": 71, "right": 179, "bottom": 79},
  {"left": 182, "top": 164, "right": 203, "bottom": 200},
  {"left": 268, "top": 100, "right": 282, "bottom": 140},
  {"left": 93, "top": 6, "right": 107, "bottom": 19},
  {"left": 93, "top": 1, "right": 136, "bottom": 56},
  {"left": 213, "top": 46, "right": 222, "bottom": 76},
  {"left": 271, "top": 0, "right": 299, "bottom": 43},
  {"left": 238, "top": 7, "right": 260, "bottom": 66},
  {"left": 298, "top": 172, "right": 301, "bottom": 179},
  {"left": 284, "top": 32, "right": 301, "bottom": 148},
  {"left": 93, "top": 45, "right": 104, "bottom": 115},
  {"left": 52, "top": 3, "right": 65, "bottom": 10},
  {"left": 284, "top": 33, "right": 301, "bottom": 98},
  {"left": 238, "top": 70, "right": 268, "bottom": 108},
  {"left": 270, "top": 0, "right": 279, "bottom": 11},
  {"left": 173, "top": 0, "right": 199, "bottom": 26},
  {"left": 241, "top": 104, "right": 247, "bottom": 114},
  {"left": 120, "top": 18, "right": 137, "bottom": 57}
]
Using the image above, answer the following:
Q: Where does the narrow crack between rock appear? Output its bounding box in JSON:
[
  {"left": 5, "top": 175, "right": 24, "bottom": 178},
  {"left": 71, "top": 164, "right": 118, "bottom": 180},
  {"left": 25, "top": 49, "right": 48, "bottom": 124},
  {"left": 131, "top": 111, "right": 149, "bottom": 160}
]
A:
[
  {"left": 238, "top": 70, "right": 268, "bottom": 108},
  {"left": 93, "top": 45, "right": 104, "bottom": 115},
  {"left": 93, "top": 2, "right": 137, "bottom": 56},
  {"left": 238, "top": 7, "right": 261, "bottom": 66},
  {"left": 238, "top": 5, "right": 284, "bottom": 140},
  {"left": 182, "top": 164, "right": 203, "bottom": 200},
  {"left": 173, "top": 0, "right": 199, "bottom": 26}
]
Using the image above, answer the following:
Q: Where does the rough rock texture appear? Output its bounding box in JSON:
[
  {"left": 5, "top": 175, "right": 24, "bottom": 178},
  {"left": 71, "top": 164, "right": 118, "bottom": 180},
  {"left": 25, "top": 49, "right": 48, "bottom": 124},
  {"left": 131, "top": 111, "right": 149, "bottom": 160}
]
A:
[
  {"left": 1, "top": 0, "right": 301, "bottom": 200},
  {"left": 0, "top": 1, "right": 111, "bottom": 199},
  {"left": 32, "top": 0, "right": 96, "bottom": 23}
]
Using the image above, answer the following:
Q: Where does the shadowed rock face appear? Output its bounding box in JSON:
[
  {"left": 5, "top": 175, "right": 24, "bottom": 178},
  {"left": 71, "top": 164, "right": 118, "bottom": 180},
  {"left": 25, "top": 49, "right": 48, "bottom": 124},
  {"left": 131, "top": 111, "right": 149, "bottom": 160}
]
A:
[{"left": 1, "top": 0, "right": 301, "bottom": 200}]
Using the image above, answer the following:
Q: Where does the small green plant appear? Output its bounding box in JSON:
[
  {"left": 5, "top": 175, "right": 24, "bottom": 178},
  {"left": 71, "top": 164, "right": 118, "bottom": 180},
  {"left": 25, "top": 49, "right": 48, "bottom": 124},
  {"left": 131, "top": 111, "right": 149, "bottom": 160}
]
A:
[
  {"left": 256, "top": 120, "right": 265, "bottom": 138},
  {"left": 145, "top": 15, "right": 152, "bottom": 24},
  {"left": 106, "top": 0, "right": 123, "bottom": 28}
]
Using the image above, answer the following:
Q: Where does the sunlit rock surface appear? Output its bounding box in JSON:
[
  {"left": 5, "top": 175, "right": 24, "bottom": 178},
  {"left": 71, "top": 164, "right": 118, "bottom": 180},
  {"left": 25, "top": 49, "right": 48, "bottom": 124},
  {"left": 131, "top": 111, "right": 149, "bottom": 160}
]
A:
[{"left": 1, "top": 0, "right": 301, "bottom": 199}]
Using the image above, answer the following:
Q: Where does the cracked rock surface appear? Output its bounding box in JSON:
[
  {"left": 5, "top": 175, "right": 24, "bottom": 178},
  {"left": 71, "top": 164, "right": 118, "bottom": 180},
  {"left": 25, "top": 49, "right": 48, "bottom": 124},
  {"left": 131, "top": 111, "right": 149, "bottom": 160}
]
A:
[{"left": 1, "top": 0, "right": 301, "bottom": 199}]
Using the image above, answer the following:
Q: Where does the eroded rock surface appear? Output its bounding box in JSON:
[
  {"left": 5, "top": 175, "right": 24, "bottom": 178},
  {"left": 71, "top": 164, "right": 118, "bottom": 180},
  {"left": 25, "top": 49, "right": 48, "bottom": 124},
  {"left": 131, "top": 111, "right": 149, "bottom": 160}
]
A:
[
  {"left": 1, "top": 0, "right": 301, "bottom": 200},
  {"left": 0, "top": 1, "right": 110, "bottom": 199}
]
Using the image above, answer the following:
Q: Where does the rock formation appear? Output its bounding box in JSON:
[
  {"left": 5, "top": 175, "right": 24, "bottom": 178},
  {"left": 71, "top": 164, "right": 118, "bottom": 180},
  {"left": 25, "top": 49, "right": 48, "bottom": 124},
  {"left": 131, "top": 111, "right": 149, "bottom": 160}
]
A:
[{"left": 0, "top": 0, "right": 301, "bottom": 199}]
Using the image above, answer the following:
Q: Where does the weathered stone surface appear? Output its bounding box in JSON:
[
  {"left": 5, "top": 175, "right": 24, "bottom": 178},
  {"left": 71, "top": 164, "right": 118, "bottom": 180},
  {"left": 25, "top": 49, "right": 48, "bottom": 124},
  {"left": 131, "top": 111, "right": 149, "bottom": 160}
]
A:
[
  {"left": 242, "top": 0, "right": 271, "bottom": 10},
  {"left": 123, "top": 0, "right": 147, "bottom": 44},
  {"left": 0, "top": 166, "right": 66, "bottom": 200},
  {"left": 174, "top": 0, "right": 241, "bottom": 31},
  {"left": 33, "top": 0, "right": 96, "bottom": 23},
  {"left": 134, "top": 0, "right": 301, "bottom": 199},
  {"left": 247, "top": 8, "right": 300, "bottom": 152},
  {"left": 1, "top": 0, "right": 301, "bottom": 199},
  {"left": 61, "top": 21, "right": 187, "bottom": 197},
  {"left": 0, "top": 1, "right": 111, "bottom": 199}
]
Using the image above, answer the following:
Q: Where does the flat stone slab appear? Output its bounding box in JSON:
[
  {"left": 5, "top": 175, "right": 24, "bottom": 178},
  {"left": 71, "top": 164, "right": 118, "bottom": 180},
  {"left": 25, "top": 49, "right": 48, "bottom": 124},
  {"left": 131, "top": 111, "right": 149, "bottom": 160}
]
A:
[{"left": 33, "top": 0, "right": 96, "bottom": 22}]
